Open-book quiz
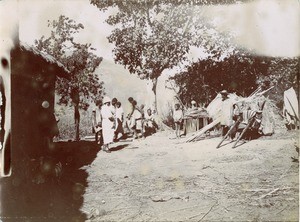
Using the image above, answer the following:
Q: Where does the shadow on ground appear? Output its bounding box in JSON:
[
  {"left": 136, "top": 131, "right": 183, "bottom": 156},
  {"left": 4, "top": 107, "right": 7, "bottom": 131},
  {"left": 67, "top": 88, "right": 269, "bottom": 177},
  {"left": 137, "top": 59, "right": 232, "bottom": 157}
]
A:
[
  {"left": 0, "top": 141, "right": 100, "bottom": 222},
  {"left": 110, "top": 144, "right": 128, "bottom": 152}
]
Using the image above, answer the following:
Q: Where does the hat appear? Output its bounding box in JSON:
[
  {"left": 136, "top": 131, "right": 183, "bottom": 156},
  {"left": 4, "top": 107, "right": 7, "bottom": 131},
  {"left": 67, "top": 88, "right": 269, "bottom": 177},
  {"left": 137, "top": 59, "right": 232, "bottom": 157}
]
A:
[
  {"left": 191, "top": 100, "right": 196, "bottom": 105},
  {"left": 220, "top": 90, "right": 228, "bottom": 95},
  {"left": 102, "top": 96, "right": 111, "bottom": 104}
]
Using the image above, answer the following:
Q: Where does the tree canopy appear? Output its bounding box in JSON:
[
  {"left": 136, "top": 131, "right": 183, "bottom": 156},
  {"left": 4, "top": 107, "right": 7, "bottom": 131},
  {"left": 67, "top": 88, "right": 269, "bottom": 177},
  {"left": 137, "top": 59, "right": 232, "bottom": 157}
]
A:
[
  {"left": 35, "top": 15, "right": 103, "bottom": 110},
  {"left": 171, "top": 52, "right": 299, "bottom": 108},
  {"left": 170, "top": 52, "right": 270, "bottom": 106},
  {"left": 257, "top": 57, "right": 299, "bottom": 108},
  {"left": 91, "top": 0, "right": 234, "bottom": 111},
  {"left": 35, "top": 15, "right": 103, "bottom": 140}
]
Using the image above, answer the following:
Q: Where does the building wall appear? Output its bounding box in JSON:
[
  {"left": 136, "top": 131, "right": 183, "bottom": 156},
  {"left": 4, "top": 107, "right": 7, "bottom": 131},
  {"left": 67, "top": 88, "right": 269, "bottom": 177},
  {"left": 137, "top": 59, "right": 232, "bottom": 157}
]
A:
[
  {"left": 11, "top": 47, "right": 57, "bottom": 159},
  {"left": 0, "top": 46, "right": 60, "bottom": 217}
]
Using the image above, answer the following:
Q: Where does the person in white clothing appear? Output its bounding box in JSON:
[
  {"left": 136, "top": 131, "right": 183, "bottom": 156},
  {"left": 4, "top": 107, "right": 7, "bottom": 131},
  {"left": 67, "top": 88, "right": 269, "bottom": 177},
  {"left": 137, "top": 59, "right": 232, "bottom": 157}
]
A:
[
  {"left": 143, "top": 108, "right": 158, "bottom": 136},
  {"left": 101, "top": 96, "right": 115, "bottom": 153},
  {"left": 173, "top": 103, "right": 184, "bottom": 138}
]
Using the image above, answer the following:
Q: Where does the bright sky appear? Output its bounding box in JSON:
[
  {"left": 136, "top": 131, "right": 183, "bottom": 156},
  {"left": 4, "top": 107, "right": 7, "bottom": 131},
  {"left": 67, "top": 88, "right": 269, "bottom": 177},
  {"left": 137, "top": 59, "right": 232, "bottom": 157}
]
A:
[
  {"left": 1, "top": 0, "right": 299, "bottom": 61},
  {"left": 1, "top": 0, "right": 299, "bottom": 114},
  {"left": 201, "top": 0, "right": 300, "bottom": 58},
  {"left": 17, "top": 0, "right": 115, "bottom": 60}
]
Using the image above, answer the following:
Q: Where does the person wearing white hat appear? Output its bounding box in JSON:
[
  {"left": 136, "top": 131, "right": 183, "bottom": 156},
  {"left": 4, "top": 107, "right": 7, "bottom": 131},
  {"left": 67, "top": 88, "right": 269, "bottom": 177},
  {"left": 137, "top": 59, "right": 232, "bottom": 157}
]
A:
[
  {"left": 190, "top": 100, "right": 198, "bottom": 111},
  {"left": 101, "top": 96, "right": 115, "bottom": 153},
  {"left": 220, "top": 90, "right": 228, "bottom": 95}
]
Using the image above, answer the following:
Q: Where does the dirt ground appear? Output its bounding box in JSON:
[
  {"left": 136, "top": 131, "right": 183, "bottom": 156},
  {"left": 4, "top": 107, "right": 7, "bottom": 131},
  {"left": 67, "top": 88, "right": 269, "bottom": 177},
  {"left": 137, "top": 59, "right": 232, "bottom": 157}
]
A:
[{"left": 81, "top": 130, "right": 299, "bottom": 222}]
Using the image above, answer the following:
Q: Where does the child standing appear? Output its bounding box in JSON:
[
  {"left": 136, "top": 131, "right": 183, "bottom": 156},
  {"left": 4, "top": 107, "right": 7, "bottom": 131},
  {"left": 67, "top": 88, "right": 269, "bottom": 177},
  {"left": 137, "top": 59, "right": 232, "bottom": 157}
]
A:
[{"left": 173, "top": 103, "right": 183, "bottom": 138}]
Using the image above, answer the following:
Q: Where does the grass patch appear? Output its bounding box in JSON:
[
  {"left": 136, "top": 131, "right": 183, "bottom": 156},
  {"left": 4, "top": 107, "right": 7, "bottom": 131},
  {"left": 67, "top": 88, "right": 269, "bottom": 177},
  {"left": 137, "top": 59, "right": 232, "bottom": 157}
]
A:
[{"left": 55, "top": 105, "right": 94, "bottom": 141}]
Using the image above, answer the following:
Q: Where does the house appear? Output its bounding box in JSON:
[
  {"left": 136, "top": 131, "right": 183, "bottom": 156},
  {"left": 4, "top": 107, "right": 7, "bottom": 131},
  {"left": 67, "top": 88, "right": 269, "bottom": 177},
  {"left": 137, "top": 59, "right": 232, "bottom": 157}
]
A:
[{"left": 1, "top": 40, "right": 69, "bottom": 177}]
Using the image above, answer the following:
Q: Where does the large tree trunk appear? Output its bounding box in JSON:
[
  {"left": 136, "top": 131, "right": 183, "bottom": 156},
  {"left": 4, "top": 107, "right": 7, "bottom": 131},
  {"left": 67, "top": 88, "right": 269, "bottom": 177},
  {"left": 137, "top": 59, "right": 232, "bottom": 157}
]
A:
[
  {"left": 71, "top": 88, "right": 80, "bottom": 141},
  {"left": 151, "top": 76, "right": 172, "bottom": 131},
  {"left": 74, "top": 103, "right": 80, "bottom": 141},
  {"left": 152, "top": 77, "right": 158, "bottom": 114}
]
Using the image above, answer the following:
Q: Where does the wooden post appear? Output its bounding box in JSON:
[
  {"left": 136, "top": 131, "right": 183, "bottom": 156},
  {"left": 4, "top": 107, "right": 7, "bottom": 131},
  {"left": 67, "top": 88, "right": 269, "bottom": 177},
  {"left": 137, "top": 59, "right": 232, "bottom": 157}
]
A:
[
  {"left": 232, "top": 117, "right": 255, "bottom": 148},
  {"left": 216, "top": 117, "right": 241, "bottom": 148}
]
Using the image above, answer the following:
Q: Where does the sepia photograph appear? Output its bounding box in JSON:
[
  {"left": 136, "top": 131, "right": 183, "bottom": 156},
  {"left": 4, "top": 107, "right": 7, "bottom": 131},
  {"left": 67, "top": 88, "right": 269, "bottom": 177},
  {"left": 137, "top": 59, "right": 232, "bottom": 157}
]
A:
[{"left": 0, "top": 0, "right": 299, "bottom": 221}]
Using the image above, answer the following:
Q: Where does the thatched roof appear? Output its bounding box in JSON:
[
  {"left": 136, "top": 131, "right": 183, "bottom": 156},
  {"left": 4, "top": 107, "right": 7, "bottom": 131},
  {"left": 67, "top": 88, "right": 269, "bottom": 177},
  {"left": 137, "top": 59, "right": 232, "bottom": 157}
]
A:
[{"left": 19, "top": 42, "right": 70, "bottom": 78}]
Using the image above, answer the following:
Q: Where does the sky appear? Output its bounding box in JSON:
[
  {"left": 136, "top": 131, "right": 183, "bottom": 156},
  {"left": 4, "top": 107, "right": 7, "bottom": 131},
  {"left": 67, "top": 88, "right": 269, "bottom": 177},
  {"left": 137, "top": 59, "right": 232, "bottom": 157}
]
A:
[
  {"left": 1, "top": 0, "right": 299, "bottom": 112},
  {"left": 1, "top": 0, "right": 298, "bottom": 60},
  {"left": 18, "top": 0, "right": 115, "bottom": 61},
  {"left": 201, "top": 0, "right": 300, "bottom": 58}
]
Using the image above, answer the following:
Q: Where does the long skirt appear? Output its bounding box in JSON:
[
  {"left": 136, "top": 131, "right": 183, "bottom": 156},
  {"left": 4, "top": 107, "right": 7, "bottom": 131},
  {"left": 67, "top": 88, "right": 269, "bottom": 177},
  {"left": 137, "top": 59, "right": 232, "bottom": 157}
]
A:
[{"left": 102, "top": 119, "right": 114, "bottom": 145}]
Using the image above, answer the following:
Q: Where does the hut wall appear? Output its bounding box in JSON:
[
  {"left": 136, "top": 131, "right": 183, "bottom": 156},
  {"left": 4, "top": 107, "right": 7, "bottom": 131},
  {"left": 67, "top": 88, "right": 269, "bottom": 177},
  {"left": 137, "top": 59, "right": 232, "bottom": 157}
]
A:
[{"left": 11, "top": 47, "right": 57, "bottom": 159}]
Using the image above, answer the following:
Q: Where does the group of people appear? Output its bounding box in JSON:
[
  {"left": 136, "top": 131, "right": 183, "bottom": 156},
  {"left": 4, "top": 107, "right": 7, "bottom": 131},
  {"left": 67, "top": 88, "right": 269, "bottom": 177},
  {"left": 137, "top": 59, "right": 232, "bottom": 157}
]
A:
[
  {"left": 92, "top": 89, "right": 265, "bottom": 152},
  {"left": 92, "top": 96, "right": 158, "bottom": 153},
  {"left": 219, "top": 89, "right": 263, "bottom": 140},
  {"left": 171, "top": 89, "right": 264, "bottom": 141},
  {"left": 171, "top": 99, "right": 208, "bottom": 139}
]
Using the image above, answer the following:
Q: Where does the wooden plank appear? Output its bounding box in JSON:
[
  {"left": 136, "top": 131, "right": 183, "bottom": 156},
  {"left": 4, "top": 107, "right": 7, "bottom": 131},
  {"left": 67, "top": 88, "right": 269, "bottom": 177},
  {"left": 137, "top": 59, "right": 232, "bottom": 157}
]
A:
[
  {"left": 216, "top": 118, "right": 241, "bottom": 148},
  {"left": 185, "top": 117, "right": 220, "bottom": 142}
]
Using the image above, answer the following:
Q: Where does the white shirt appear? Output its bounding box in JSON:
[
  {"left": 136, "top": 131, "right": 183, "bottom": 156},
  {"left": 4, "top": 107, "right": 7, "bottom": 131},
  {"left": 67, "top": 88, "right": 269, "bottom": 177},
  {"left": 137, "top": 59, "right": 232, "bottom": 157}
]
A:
[{"left": 116, "top": 106, "right": 124, "bottom": 120}]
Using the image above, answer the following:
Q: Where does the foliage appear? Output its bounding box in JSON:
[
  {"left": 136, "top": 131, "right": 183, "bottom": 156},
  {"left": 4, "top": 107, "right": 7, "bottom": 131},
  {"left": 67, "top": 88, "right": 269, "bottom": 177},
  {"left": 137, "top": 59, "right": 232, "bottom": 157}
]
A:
[
  {"left": 171, "top": 52, "right": 270, "bottom": 106},
  {"left": 172, "top": 52, "right": 299, "bottom": 109},
  {"left": 55, "top": 106, "right": 93, "bottom": 141},
  {"left": 91, "top": 0, "right": 235, "bottom": 110},
  {"left": 35, "top": 15, "right": 104, "bottom": 111},
  {"left": 258, "top": 57, "right": 299, "bottom": 108}
]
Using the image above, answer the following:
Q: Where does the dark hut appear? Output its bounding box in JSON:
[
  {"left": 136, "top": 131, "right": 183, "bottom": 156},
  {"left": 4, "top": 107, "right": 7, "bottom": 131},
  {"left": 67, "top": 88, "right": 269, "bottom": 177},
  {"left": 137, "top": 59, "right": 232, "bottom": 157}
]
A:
[{"left": 11, "top": 42, "right": 69, "bottom": 159}]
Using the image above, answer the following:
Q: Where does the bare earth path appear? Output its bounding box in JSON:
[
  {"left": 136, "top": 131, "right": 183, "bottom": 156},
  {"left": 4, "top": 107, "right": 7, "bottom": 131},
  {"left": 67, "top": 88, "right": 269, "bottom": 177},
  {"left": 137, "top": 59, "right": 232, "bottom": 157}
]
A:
[{"left": 81, "top": 131, "right": 299, "bottom": 222}]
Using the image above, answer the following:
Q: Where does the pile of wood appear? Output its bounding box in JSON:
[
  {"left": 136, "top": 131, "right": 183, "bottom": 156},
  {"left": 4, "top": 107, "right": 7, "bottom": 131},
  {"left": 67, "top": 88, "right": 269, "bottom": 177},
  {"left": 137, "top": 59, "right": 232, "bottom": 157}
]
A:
[{"left": 185, "top": 87, "right": 282, "bottom": 143}]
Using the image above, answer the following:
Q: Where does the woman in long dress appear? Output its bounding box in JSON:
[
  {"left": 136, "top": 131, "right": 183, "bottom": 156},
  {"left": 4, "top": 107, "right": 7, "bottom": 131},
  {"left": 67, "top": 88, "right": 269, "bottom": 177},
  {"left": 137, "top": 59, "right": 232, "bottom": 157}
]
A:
[{"left": 101, "top": 97, "right": 115, "bottom": 153}]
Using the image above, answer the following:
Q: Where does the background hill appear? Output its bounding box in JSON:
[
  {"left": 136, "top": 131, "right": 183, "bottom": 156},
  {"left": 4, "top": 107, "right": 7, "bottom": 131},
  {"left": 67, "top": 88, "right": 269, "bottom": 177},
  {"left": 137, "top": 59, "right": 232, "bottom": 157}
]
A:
[
  {"left": 95, "top": 59, "right": 150, "bottom": 113},
  {"left": 55, "top": 59, "right": 176, "bottom": 140},
  {"left": 96, "top": 59, "right": 176, "bottom": 115}
]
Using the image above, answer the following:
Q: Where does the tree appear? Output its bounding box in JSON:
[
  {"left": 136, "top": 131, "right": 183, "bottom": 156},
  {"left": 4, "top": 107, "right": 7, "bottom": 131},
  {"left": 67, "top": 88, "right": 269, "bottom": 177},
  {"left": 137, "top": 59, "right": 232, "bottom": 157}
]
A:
[
  {"left": 91, "top": 0, "right": 234, "bottom": 112},
  {"left": 257, "top": 57, "right": 299, "bottom": 108},
  {"left": 171, "top": 52, "right": 270, "bottom": 106},
  {"left": 35, "top": 15, "right": 103, "bottom": 141}
]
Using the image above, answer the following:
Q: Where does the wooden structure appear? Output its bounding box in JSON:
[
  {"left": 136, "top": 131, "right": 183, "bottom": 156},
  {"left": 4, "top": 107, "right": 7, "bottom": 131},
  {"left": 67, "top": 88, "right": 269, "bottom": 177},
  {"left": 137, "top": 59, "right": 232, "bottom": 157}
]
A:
[
  {"left": 183, "top": 116, "right": 209, "bottom": 135},
  {"left": 0, "top": 40, "right": 69, "bottom": 218},
  {"left": 11, "top": 42, "right": 69, "bottom": 158},
  {"left": 183, "top": 109, "right": 209, "bottom": 135}
]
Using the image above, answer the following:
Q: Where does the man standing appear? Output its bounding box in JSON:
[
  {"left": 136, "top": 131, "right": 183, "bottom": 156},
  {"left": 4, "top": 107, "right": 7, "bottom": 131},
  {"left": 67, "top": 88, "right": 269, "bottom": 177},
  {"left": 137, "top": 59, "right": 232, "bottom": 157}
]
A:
[
  {"left": 127, "top": 97, "right": 138, "bottom": 136},
  {"left": 143, "top": 108, "right": 158, "bottom": 136},
  {"left": 173, "top": 103, "right": 184, "bottom": 138},
  {"left": 101, "top": 97, "right": 115, "bottom": 153},
  {"left": 220, "top": 90, "right": 234, "bottom": 137},
  {"left": 115, "top": 101, "right": 125, "bottom": 141},
  {"left": 111, "top": 98, "right": 118, "bottom": 141},
  {"left": 92, "top": 108, "right": 102, "bottom": 144}
]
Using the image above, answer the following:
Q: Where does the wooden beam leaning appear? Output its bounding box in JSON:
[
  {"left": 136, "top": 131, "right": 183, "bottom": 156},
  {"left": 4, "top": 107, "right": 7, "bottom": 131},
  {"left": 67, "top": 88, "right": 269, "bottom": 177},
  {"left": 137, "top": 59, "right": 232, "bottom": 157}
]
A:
[
  {"left": 232, "top": 117, "right": 255, "bottom": 148},
  {"left": 216, "top": 118, "right": 241, "bottom": 148}
]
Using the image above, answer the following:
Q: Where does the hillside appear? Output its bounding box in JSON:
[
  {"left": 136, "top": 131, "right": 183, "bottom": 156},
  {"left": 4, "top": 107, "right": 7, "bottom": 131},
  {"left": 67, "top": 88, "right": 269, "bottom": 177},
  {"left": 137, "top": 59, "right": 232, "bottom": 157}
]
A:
[
  {"left": 95, "top": 59, "right": 150, "bottom": 112},
  {"left": 54, "top": 59, "right": 175, "bottom": 140}
]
